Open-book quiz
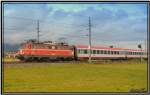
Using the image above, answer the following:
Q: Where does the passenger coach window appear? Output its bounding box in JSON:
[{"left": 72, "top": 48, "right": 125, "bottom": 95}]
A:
[
  {"left": 101, "top": 50, "right": 104, "bottom": 54},
  {"left": 78, "top": 49, "right": 80, "bottom": 53},
  {"left": 97, "top": 50, "right": 100, "bottom": 54},
  {"left": 102, "top": 51, "right": 104, "bottom": 54},
  {"left": 115, "top": 51, "right": 118, "bottom": 55},
  {"left": 108, "top": 51, "right": 110, "bottom": 54},
  {"left": 111, "top": 51, "right": 113, "bottom": 54},
  {"left": 135, "top": 52, "right": 137, "bottom": 55},
  {"left": 132, "top": 52, "right": 134, "bottom": 55},
  {"left": 117, "top": 51, "right": 119, "bottom": 54},
  {"left": 104, "top": 51, "right": 107, "bottom": 54},
  {"left": 84, "top": 50, "right": 88, "bottom": 54},
  {"left": 140, "top": 52, "right": 143, "bottom": 55},
  {"left": 139, "top": 52, "right": 141, "bottom": 55},
  {"left": 128, "top": 52, "right": 130, "bottom": 55},
  {"left": 93, "top": 50, "right": 96, "bottom": 54}
]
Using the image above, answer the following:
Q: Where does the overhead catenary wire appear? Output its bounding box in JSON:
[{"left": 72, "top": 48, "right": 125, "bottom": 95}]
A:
[
  {"left": 5, "top": 17, "right": 123, "bottom": 47},
  {"left": 4, "top": 16, "right": 108, "bottom": 46},
  {"left": 4, "top": 15, "right": 145, "bottom": 50},
  {"left": 4, "top": 16, "right": 88, "bottom": 27}
]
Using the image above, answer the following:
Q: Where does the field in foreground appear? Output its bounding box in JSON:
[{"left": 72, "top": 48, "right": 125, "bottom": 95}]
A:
[{"left": 4, "top": 61, "right": 147, "bottom": 92}]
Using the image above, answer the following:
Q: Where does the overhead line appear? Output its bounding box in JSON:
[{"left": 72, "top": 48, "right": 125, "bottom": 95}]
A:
[
  {"left": 4, "top": 16, "right": 88, "bottom": 27},
  {"left": 4, "top": 16, "right": 37, "bottom": 21}
]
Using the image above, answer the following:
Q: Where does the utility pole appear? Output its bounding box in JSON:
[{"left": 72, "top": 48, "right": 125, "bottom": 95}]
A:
[
  {"left": 37, "top": 20, "right": 40, "bottom": 43},
  {"left": 141, "top": 45, "right": 142, "bottom": 63},
  {"left": 88, "top": 17, "right": 92, "bottom": 63},
  {"left": 138, "top": 44, "right": 142, "bottom": 63}
]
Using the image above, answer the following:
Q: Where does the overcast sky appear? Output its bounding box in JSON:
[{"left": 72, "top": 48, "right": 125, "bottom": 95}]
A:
[{"left": 4, "top": 3, "right": 147, "bottom": 49}]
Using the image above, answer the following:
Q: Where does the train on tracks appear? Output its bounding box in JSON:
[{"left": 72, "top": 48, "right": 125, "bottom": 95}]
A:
[{"left": 16, "top": 39, "right": 147, "bottom": 62}]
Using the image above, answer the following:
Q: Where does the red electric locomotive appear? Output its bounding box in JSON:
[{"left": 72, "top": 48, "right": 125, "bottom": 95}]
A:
[{"left": 16, "top": 39, "right": 77, "bottom": 61}]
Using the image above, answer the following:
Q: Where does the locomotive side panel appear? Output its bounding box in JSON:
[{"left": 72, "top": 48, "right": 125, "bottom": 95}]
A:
[
  {"left": 16, "top": 41, "right": 75, "bottom": 61},
  {"left": 20, "top": 49, "right": 73, "bottom": 56}
]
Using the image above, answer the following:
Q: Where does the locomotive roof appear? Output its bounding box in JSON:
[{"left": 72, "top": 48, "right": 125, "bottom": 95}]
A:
[
  {"left": 23, "top": 41, "right": 69, "bottom": 45},
  {"left": 76, "top": 45, "right": 145, "bottom": 52}
]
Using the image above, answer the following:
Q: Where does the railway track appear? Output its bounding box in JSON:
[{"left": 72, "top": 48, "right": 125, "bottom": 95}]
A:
[
  {"left": 3, "top": 60, "right": 115, "bottom": 64},
  {"left": 3, "top": 59, "right": 142, "bottom": 64},
  {"left": 3, "top": 60, "right": 81, "bottom": 64}
]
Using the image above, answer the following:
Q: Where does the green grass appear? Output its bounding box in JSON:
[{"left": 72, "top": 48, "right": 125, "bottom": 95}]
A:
[
  {"left": 3, "top": 57, "right": 19, "bottom": 62},
  {"left": 4, "top": 61, "right": 147, "bottom": 92}
]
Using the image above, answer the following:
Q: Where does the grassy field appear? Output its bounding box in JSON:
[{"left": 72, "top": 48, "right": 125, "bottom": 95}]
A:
[
  {"left": 4, "top": 61, "right": 147, "bottom": 92},
  {"left": 3, "top": 57, "right": 19, "bottom": 62}
]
